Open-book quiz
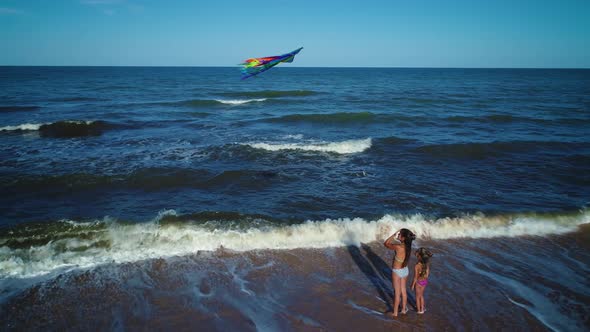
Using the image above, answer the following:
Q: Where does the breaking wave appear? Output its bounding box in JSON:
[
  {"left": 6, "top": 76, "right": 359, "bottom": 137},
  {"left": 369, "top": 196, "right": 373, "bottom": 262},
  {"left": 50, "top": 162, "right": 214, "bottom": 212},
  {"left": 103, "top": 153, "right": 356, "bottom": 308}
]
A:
[
  {"left": 0, "top": 123, "right": 46, "bottom": 132},
  {"left": 215, "top": 98, "right": 267, "bottom": 105},
  {"left": 0, "top": 209, "right": 587, "bottom": 280},
  {"left": 245, "top": 138, "right": 372, "bottom": 154},
  {"left": 146, "top": 98, "right": 268, "bottom": 108}
]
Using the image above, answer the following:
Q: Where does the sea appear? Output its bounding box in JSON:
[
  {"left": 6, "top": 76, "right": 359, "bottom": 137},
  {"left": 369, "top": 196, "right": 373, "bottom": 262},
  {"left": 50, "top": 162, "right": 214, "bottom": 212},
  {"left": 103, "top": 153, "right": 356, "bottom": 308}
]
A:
[{"left": 1, "top": 67, "right": 589, "bottom": 331}]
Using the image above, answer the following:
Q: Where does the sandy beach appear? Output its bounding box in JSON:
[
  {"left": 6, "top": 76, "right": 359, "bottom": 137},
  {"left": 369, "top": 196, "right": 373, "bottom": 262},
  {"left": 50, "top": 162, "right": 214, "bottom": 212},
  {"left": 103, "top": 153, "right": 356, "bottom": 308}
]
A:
[{"left": 3, "top": 224, "right": 588, "bottom": 331}]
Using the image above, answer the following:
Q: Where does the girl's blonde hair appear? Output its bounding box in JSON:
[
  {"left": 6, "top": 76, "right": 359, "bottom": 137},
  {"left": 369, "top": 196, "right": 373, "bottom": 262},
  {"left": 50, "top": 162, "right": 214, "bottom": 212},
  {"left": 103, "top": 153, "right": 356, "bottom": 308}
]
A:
[{"left": 416, "top": 247, "right": 433, "bottom": 278}]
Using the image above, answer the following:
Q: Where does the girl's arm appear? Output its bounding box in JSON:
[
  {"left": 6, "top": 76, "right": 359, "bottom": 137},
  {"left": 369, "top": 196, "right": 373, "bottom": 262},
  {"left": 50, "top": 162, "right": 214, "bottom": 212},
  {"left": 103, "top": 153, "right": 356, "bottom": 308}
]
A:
[
  {"left": 411, "top": 264, "right": 419, "bottom": 290},
  {"left": 383, "top": 232, "right": 401, "bottom": 250}
]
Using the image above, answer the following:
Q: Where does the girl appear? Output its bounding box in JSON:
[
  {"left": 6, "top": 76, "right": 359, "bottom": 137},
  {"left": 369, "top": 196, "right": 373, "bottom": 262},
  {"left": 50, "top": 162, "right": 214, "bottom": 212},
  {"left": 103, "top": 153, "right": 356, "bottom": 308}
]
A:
[
  {"left": 384, "top": 228, "right": 416, "bottom": 317},
  {"left": 411, "top": 247, "right": 433, "bottom": 314}
]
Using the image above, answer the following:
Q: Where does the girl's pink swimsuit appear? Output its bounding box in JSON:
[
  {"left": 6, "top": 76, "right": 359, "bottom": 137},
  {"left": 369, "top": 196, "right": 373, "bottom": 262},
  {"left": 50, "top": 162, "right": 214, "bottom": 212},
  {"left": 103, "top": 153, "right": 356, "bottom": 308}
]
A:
[{"left": 417, "top": 279, "right": 428, "bottom": 287}]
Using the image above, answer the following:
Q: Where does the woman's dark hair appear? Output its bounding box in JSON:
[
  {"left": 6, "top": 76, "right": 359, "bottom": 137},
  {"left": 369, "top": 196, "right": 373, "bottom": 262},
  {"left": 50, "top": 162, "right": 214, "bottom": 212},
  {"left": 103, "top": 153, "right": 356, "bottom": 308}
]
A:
[
  {"left": 399, "top": 228, "right": 416, "bottom": 267},
  {"left": 416, "top": 247, "right": 433, "bottom": 277}
]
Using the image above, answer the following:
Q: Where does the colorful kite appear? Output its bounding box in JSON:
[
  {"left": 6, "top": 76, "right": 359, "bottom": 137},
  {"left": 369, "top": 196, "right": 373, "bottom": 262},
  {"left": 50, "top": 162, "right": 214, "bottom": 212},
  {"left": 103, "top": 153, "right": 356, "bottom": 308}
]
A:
[{"left": 240, "top": 47, "right": 303, "bottom": 79}]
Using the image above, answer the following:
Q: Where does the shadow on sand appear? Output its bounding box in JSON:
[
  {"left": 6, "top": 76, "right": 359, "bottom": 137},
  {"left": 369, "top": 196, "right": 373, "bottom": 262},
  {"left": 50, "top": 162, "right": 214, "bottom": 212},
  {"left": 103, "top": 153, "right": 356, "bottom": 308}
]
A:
[{"left": 347, "top": 243, "right": 416, "bottom": 313}]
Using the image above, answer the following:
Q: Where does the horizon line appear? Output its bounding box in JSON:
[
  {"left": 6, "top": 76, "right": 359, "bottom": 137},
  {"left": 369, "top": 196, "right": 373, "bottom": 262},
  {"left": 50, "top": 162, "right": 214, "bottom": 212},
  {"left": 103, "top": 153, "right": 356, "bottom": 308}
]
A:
[{"left": 1, "top": 65, "right": 590, "bottom": 70}]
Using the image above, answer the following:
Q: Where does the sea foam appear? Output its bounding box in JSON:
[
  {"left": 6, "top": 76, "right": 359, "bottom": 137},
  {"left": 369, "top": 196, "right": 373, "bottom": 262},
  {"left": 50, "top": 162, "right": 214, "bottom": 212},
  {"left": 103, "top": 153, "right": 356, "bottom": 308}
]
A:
[
  {"left": 246, "top": 138, "right": 372, "bottom": 154},
  {"left": 0, "top": 123, "right": 46, "bottom": 131},
  {"left": 0, "top": 120, "right": 96, "bottom": 132},
  {"left": 215, "top": 98, "right": 267, "bottom": 105},
  {"left": 0, "top": 209, "right": 587, "bottom": 281}
]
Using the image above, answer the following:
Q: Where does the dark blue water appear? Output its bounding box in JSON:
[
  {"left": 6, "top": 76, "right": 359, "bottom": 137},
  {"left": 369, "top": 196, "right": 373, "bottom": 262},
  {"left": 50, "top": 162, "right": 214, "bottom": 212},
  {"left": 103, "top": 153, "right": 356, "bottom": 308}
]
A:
[
  {"left": 1, "top": 67, "right": 589, "bottom": 225},
  {"left": 2, "top": 68, "right": 590, "bottom": 331}
]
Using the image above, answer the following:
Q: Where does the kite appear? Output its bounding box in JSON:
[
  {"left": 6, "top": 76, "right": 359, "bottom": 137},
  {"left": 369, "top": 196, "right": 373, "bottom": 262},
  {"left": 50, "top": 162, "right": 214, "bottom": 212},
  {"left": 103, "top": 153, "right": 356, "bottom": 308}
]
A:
[{"left": 240, "top": 47, "right": 303, "bottom": 79}]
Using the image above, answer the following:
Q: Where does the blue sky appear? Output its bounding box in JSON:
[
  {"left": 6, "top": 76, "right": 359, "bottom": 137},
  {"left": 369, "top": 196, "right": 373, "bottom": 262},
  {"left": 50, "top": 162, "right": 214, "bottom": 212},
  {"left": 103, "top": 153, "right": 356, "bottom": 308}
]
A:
[{"left": 1, "top": 0, "right": 589, "bottom": 67}]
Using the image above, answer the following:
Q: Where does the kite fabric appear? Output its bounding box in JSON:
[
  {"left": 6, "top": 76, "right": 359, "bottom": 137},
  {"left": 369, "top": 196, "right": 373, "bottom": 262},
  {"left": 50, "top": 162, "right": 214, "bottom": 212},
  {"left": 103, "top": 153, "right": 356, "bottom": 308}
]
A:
[{"left": 240, "top": 47, "right": 303, "bottom": 79}]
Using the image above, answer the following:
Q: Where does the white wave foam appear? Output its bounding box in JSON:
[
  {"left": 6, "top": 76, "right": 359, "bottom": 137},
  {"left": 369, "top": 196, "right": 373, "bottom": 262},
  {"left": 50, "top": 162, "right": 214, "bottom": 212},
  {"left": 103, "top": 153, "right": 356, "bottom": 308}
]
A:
[
  {"left": 215, "top": 98, "right": 266, "bottom": 105},
  {"left": 281, "top": 134, "right": 304, "bottom": 140},
  {"left": 0, "top": 123, "right": 45, "bottom": 131},
  {"left": 0, "top": 210, "right": 587, "bottom": 281},
  {"left": 0, "top": 120, "right": 95, "bottom": 132},
  {"left": 246, "top": 138, "right": 372, "bottom": 154}
]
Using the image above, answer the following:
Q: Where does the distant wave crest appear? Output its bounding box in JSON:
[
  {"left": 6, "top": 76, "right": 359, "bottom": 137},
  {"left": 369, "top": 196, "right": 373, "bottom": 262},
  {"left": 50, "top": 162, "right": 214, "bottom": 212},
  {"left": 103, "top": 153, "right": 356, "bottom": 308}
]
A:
[
  {"left": 245, "top": 138, "right": 372, "bottom": 154},
  {"left": 145, "top": 98, "right": 268, "bottom": 108},
  {"left": 215, "top": 98, "right": 267, "bottom": 105},
  {"left": 0, "top": 123, "right": 46, "bottom": 131}
]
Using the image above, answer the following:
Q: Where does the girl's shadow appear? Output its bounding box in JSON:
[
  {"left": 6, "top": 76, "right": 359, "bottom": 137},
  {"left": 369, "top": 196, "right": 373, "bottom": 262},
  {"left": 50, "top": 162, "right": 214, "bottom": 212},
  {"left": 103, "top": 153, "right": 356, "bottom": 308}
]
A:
[{"left": 347, "top": 243, "right": 416, "bottom": 312}]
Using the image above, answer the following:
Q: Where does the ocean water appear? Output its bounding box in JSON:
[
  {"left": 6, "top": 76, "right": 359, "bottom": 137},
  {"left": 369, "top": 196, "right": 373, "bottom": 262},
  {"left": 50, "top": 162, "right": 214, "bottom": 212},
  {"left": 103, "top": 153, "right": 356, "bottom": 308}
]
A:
[{"left": 1, "top": 67, "right": 589, "bottom": 330}]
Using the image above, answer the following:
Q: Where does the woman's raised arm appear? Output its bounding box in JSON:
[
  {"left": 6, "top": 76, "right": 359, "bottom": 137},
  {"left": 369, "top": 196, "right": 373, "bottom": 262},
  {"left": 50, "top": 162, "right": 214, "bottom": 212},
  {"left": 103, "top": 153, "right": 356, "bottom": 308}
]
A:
[{"left": 384, "top": 231, "right": 402, "bottom": 250}]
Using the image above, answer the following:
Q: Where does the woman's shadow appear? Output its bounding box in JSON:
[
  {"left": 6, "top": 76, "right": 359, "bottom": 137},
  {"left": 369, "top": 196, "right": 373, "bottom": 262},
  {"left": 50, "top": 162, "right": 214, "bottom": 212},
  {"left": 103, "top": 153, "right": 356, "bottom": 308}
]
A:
[{"left": 347, "top": 243, "right": 416, "bottom": 313}]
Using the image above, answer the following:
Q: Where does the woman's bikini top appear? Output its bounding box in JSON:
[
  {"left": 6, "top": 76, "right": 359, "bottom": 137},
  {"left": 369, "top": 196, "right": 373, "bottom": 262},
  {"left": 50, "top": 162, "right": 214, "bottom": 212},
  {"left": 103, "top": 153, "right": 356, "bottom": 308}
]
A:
[{"left": 390, "top": 239, "right": 405, "bottom": 264}]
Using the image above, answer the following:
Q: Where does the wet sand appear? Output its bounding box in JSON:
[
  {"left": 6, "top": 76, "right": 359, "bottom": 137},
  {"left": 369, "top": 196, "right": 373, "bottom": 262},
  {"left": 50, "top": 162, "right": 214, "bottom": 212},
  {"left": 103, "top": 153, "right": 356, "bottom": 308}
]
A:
[{"left": 2, "top": 226, "right": 589, "bottom": 331}]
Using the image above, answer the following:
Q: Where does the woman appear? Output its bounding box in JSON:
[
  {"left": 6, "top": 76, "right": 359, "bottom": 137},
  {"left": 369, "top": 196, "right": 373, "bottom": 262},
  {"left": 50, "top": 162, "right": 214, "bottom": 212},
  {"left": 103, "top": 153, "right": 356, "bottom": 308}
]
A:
[{"left": 384, "top": 228, "right": 416, "bottom": 317}]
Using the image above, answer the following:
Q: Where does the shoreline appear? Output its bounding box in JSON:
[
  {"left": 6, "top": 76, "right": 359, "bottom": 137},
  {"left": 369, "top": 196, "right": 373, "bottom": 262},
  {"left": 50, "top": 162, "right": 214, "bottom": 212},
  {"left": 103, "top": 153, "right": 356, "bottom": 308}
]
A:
[{"left": 3, "top": 226, "right": 589, "bottom": 331}]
